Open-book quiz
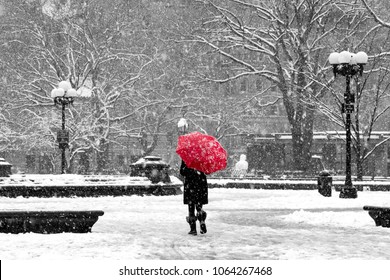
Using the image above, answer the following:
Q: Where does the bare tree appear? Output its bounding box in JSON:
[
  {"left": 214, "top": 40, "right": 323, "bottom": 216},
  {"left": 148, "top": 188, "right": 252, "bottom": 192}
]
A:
[
  {"left": 0, "top": 0, "right": 184, "bottom": 173},
  {"left": 316, "top": 2, "right": 390, "bottom": 179},
  {"left": 361, "top": 0, "right": 390, "bottom": 29},
  {"left": 183, "top": 0, "right": 362, "bottom": 171}
]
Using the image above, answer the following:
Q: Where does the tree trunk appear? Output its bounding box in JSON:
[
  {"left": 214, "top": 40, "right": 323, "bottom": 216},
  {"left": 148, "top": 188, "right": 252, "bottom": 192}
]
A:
[
  {"left": 291, "top": 120, "right": 314, "bottom": 171},
  {"left": 356, "top": 158, "right": 364, "bottom": 180},
  {"left": 96, "top": 139, "right": 109, "bottom": 173},
  {"left": 285, "top": 96, "right": 315, "bottom": 171}
]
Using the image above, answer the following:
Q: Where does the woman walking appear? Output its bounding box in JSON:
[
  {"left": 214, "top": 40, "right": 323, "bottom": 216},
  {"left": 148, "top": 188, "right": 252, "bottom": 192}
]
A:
[{"left": 180, "top": 160, "right": 208, "bottom": 235}]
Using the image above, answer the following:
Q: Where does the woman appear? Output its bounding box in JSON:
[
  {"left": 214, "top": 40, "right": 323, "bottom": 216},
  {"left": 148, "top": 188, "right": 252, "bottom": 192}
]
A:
[{"left": 180, "top": 160, "right": 208, "bottom": 235}]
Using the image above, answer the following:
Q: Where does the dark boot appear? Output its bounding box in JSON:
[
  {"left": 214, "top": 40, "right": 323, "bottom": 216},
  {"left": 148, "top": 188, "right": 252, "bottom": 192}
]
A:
[
  {"left": 186, "top": 216, "right": 197, "bottom": 235},
  {"left": 197, "top": 210, "right": 207, "bottom": 234}
]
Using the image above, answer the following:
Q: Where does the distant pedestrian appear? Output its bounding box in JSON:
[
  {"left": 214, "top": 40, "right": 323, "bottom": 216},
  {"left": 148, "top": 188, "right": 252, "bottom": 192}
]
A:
[
  {"left": 180, "top": 160, "right": 208, "bottom": 235},
  {"left": 232, "top": 154, "right": 248, "bottom": 177}
]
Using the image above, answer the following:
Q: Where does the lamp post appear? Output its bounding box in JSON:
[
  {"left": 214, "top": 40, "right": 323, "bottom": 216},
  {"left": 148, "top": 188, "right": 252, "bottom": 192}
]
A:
[
  {"left": 51, "top": 81, "right": 78, "bottom": 174},
  {"left": 177, "top": 118, "right": 188, "bottom": 136},
  {"left": 328, "top": 51, "right": 368, "bottom": 199}
]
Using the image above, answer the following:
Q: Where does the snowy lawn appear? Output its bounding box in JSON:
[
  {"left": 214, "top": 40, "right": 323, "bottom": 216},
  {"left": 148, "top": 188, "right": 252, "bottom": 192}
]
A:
[{"left": 1, "top": 188, "right": 390, "bottom": 260}]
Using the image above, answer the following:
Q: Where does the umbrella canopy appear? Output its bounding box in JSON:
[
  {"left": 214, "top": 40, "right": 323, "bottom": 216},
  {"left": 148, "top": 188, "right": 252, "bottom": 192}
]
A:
[{"left": 176, "top": 131, "right": 227, "bottom": 174}]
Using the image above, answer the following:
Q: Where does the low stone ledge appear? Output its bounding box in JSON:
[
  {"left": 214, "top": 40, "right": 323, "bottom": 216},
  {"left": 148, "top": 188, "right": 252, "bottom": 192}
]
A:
[
  {"left": 0, "top": 210, "right": 104, "bottom": 234},
  {"left": 0, "top": 184, "right": 182, "bottom": 198},
  {"left": 208, "top": 180, "right": 390, "bottom": 191},
  {"left": 363, "top": 206, "right": 390, "bottom": 228},
  {"left": 212, "top": 182, "right": 316, "bottom": 190}
]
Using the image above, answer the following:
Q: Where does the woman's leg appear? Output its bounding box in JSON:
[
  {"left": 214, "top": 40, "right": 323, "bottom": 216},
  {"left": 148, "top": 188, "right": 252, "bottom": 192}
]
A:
[
  {"left": 195, "top": 203, "right": 202, "bottom": 213},
  {"left": 196, "top": 203, "right": 207, "bottom": 234},
  {"left": 187, "top": 203, "right": 197, "bottom": 235},
  {"left": 188, "top": 203, "right": 196, "bottom": 217}
]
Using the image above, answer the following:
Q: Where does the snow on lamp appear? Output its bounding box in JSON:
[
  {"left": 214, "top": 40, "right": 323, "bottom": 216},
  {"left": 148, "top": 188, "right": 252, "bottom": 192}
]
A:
[
  {"left": 329, "top": 50, "right": 368, "bottom": 77},
  {"left": 58, "top": 80, "right": 72, "bottom": 92},
  {"left": 67, "top": 88, "right": 78, "bottom": 97},
  {"left": 51, "top": 88, "right": 64, "bottom": 98},
  {"left": 355, "top": 52, "right": 368, "bottom": 65},
  {"left": 52, "top": 80, "right": 79, "bottom": 105},
  {"left": 350, "top": 53, "right": 357, "bottom": 65},
  {"left": 338, "top": 51, "right": 352, "bottom": 64},
  {"left": 328, "top": 52, "right": 340, "bottom": 65}
]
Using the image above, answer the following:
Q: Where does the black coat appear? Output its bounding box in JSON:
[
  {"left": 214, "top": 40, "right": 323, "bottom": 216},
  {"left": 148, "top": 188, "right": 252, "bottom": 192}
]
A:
[{"left": 180, "top": 161, "right": 208, "bottom": 205}]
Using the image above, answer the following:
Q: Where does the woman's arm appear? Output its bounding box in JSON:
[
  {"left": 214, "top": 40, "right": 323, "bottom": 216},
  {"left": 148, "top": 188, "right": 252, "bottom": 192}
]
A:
[{"left": 180, "top": 160, "right": 189, "bottom": 177}]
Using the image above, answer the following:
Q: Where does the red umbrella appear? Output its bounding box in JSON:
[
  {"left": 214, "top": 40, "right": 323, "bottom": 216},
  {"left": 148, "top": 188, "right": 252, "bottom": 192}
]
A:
[{"left": 176, "top": 131, "right": 227, "bottom": 174}]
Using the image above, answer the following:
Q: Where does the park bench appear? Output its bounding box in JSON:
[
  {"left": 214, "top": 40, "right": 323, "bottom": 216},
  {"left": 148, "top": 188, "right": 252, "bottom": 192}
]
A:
[
  {"left": 363, "top": 206, "right": 390, "bottom": 228},
  {"left": 0, "top": 210, "right": 104, "bottom": 234}
]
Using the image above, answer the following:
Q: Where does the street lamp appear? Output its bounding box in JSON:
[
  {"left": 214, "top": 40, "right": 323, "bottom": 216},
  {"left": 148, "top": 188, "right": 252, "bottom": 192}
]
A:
[
  {"left": 177, "top": 118, "right": 188, "bottom": 135},
  {"left": 328, "top": 51, "right": 368, "bottom": 199},
  {"left": 51, "top": 81, "right": 78, "bottom": 174}
]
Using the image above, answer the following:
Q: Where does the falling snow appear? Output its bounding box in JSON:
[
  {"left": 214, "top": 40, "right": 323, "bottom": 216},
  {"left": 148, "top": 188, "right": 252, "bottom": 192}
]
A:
[{"left": 1, "top": 184, "right": 390, "bottom": 260}]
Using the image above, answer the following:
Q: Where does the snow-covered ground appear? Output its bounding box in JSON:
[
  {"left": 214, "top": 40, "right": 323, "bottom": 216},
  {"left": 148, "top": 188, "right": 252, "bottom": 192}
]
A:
[{"left": 1, "top": 187, "right": 390, "bottom": 260}]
